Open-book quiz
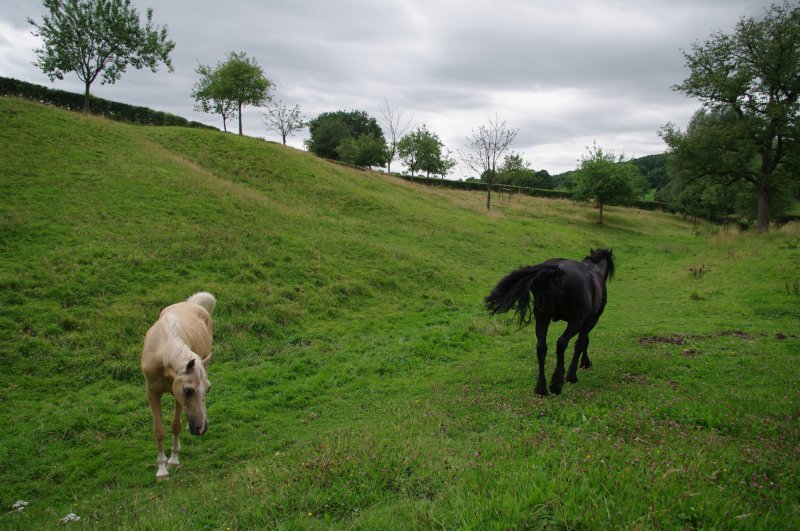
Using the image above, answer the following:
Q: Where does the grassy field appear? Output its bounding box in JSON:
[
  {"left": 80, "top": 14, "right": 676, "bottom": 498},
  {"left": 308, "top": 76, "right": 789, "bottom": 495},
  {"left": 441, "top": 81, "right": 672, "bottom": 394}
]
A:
[{"left": 1, "top": 96, "right": 799, "bottom": 529}]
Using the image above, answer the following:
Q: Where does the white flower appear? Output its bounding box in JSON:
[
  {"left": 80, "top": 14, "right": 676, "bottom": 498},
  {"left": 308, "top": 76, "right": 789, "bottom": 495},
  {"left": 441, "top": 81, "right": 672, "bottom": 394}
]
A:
[
  {"left": 12, "top": 500, "right": 29, "bottom": 512},
  {"left": 60, "top": 513, "right": 81, "bottom": 523}
]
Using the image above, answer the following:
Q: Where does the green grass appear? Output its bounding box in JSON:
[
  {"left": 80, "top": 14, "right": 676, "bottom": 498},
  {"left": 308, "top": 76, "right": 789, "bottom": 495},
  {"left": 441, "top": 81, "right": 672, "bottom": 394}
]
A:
[{"left": 1, "top": 96, "right": 799, "bottom": 529}]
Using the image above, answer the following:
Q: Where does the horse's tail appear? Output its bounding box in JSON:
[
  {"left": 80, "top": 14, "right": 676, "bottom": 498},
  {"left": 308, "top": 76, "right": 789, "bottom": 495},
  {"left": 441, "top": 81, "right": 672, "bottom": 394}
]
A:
[
  {"left": 187, "top": 292, "right": 216, "bottom": 314},
  {"left": 484, "top": 265, "right": 560, "bottom": 327}
]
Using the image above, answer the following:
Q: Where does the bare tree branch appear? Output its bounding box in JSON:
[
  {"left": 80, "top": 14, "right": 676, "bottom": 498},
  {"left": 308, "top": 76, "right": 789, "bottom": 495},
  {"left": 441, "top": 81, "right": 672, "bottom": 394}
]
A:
[{"left": 379, "top": 97, "right": 414, "bottom": 174}]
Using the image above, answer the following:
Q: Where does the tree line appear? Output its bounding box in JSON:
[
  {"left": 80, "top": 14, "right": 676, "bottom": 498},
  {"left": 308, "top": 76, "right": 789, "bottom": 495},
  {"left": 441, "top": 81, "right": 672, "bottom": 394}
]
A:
[{"left": 26, "top": 0, "right": 800, "bottom": 232}]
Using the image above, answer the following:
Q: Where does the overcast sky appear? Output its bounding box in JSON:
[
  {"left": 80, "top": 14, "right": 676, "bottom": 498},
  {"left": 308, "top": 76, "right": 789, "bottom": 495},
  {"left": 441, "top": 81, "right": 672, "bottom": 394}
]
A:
[{"left": 0, "top": 0, "right": 778, "bottom": 176}]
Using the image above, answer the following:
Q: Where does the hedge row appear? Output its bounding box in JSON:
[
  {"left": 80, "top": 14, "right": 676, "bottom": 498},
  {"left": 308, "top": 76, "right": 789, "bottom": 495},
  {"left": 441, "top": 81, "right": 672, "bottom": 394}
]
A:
[
  {"left": 397, "top": 175, "right": 675, "bottom": 212},
  {"left": 396, "top": 174, "right": 574, "bottom": 199},
  {"left": 0, "top": 76, "right": 215, "bottom": 129}
]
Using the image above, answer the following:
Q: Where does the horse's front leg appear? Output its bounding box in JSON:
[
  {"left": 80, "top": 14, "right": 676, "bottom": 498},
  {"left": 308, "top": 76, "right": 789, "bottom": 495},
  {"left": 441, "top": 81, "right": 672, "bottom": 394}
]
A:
[
  {"left": 551, "top": 322, "right": 580, "bottom": 394},
  {"left": 168, "top": 399, "right": 183, "bottom": 468},
  {"left": 146, "top": 389, "right": 169, "bottom": 480},
  {"left": 534, "top": 318, "right": 549, "bottom": 396}
]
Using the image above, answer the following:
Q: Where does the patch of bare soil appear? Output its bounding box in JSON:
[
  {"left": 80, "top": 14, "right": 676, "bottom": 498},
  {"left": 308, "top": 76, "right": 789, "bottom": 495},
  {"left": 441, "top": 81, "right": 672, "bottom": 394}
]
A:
[{"left": 638, "top": 330, "right": 754, "bottom": 345}]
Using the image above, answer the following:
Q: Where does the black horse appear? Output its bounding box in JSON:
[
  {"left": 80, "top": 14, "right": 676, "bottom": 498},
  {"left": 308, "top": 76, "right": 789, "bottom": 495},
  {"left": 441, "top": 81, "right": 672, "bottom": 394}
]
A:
[{"left": 485, "top": 249, "right": 615, "bottom": 396}]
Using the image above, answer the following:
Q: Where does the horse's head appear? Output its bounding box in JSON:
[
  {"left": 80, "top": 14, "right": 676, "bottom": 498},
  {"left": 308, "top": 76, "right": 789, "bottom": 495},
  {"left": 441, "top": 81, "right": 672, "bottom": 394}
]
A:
[
  {"left": 171, "top": 355, "right": 212, "bottom": 436},
  {"left": 587, "top": 248, "right": 615, "bottom": 280}
]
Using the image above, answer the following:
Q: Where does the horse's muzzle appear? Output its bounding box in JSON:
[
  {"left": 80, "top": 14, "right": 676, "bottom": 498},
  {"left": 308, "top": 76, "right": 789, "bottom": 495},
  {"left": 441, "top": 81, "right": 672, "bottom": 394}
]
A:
[{"left": 190, "top": 420, "right": 208, "bottom": 436}]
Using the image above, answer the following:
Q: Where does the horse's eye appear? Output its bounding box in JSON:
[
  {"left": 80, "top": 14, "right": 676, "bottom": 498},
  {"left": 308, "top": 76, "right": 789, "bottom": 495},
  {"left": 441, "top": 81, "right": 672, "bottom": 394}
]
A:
[{"left": 183, "top": 387, "right": 194, "bottom": 397}]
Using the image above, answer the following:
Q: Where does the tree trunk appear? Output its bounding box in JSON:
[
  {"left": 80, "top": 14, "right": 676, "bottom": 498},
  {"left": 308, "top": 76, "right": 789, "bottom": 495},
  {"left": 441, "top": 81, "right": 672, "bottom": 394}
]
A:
[
  {"left": 83, "top": 81, "right": 91, "bottom": 114},
  {"left": 598, "top": 200, "right": 604, "bottom": 224},
  {"left": 222, "top": 116, "right": 227, "bottom": 133},
  {"left": 238, "top": 102, "right": 243, "bottom": 135},
  {"left": 756, "top": 182, "right": 770, "bottom": 233},
  {"left": 487, "top": 182, "right": 493, "bottom": 210}
]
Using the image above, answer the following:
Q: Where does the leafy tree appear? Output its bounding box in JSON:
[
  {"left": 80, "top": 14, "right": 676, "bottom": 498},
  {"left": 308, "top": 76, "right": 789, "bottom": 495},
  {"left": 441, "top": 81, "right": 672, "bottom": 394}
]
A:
[
  {"left": 263, "top": 100, "right": 305, "bottom": 145},
  {"left": 28, "top": 0, "right": 175, "bottom": 113},
  {"left": 459, "top": 114, "right": 518, "bottom": 209},
  {"left": 337, "top": 134, "right": 388, "bottom": 168},
  {"left": 305, "top": 110, "right": 385, "bottom": 164},
  {"left": 215, "top": 52, "right": 273, "bottom": 136},
  {"left": 497, "top": 152, "right": 529, "bottom": 183},
  {"left": 656, "top": 177, "right": 739, "bottom": 227},
  {"left": 664, "top": 1, "right": 800, "bottom": 233},
  {"left": 192, "top": 62, "right": 237, "bottom": 132},
  {"left": 434, "top": 149, "right": 458, "bottom": 179},
  {"left": 397, "top": 125, "right": 446, "bottom": 177},
  {"left": 496, "top": 153, "right": 554, "bottom": 189},
  {"left": 572, "top": 143, "right": 646, "bottom": 224},
  {"left": 630, "top": 153, "right": 671, "bottom": 191}
]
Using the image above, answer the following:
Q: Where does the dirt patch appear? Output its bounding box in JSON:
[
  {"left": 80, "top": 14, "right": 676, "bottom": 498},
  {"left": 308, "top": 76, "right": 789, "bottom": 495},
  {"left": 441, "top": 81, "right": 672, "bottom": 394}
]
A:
[
  {"left": 621, "top": 373, "right": 648, "bottom": 385},
  {"left": 639, "top": 335, "right": 689, "bottom": 345},
  {"left": 639, "top": 330, "right": 753, "bottom": 345}
]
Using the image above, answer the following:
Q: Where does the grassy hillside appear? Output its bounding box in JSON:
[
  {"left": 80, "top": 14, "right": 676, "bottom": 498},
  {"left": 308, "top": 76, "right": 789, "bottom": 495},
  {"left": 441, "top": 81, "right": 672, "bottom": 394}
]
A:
[{"left": 1, "top": 96, "right": 798, "bottom": 529}]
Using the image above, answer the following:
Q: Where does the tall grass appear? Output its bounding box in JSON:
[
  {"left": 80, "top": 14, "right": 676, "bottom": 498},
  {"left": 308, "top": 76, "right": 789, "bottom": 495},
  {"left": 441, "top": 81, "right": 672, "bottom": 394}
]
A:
[{"left": 1, "top": 97, "right": 798, "bottom": 529}]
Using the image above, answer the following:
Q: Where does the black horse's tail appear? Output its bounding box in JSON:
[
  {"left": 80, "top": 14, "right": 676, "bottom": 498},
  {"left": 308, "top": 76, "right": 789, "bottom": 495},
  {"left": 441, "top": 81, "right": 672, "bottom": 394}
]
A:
[{"left": 484, "top": 265, "right": 560, "bottom": 327}]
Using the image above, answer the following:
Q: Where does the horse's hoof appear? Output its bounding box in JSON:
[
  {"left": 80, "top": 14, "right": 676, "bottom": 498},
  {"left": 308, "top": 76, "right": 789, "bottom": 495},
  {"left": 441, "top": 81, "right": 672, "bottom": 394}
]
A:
[
  {"left": 566, "top": 374, "right": 578, "bottom": 384},
  {"left": 534, "top": 387, "right": 549, "bottom": 397},
  {"left": 549, "top": 384, "right": 562, "bottom": 395},
  {"left": 156, "top": 473, "right": 169, "bottom": 481}
]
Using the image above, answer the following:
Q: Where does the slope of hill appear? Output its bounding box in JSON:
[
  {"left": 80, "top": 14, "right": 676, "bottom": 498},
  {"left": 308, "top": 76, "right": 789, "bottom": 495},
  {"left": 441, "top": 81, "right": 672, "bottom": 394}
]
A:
[{"left": 1, "top": 97, "right": 798, "bottom": 528}]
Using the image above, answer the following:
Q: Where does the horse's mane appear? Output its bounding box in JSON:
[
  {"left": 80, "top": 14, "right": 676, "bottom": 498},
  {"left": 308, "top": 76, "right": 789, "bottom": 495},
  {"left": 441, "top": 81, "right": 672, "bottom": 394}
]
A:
[
  {"left": 163, "top": 313, "right": 204, "bottom": 372},
  {"left": 585, "top": 248, "right": 615, "bottom": 279}
]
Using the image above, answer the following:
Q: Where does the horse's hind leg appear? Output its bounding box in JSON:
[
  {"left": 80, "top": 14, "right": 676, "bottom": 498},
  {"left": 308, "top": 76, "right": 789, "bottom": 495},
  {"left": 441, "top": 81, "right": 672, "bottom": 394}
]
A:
[
  {"left": 168, "top": 399, "right": 183, "bottom": 468},
  {"left": 534, "top": 318, "right": 550, "bottom": 396},
  {"left": 551, "top": 321, "right": 580, "bottom": 395},
  {"left": 579, "top": 315, "right": 601, "bottom": 369},
  {"left": 567, "top": 331, "right": 589, "bottom": 383},
  {"left": 146, "top": 389, "right": 169, "bottom": 480}
]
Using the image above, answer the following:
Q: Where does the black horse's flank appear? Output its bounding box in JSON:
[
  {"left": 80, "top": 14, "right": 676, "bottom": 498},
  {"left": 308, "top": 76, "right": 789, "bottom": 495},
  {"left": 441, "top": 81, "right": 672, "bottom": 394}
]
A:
[{"left": 485, "top": 249, "right": 615, "bottom": 396}]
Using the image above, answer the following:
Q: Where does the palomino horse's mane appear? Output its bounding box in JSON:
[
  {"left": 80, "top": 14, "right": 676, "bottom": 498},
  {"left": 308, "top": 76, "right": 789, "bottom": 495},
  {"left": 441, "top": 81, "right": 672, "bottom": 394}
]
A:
[{"left": 162, "top": 313, "right": 206, "bottom": 372}]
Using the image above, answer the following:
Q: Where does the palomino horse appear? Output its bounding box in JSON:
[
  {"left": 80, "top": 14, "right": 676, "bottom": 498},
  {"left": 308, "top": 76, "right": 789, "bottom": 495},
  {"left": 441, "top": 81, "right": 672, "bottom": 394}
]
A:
[
  {"left": 141, "top": 292, "right": 215, "bottom": 480},
  {"left": 485, "top": 249, "right": 614, "bottom": 396}
]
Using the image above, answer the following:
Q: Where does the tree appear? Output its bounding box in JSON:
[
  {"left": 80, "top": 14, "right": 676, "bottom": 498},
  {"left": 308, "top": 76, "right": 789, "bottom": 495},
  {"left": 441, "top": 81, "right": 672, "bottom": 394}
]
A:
[
  {"left": 192, "top": 63, "right": 237, "bottom": 132},
  {"left": 337, "top": 134, "right": 388, "bottom": 168},
  {"left": 305, "top": 110, "right": 386, "bottom": 164},
  {"left": 397, "top": 125, "right": 446, "bottom": 177},
  {"left": 215, "top": 52, "right": 273, "bottom": 136},
  {"left": 28, "top": 0, "right": 175, "bottom": 113},
  {"left": 379, "top": 98, "right": 413, "bottom": 174},
  {"left": 496, "top": 152, "right": 552, "bottom": 188},
  {"left": 435, "top": 149, "right": 458, "bottom": 180},
  {"left": 263, "top": 100, "right": 305, "bottom": 145},
  {"left": 571, "top": 143, "right": 646, "bottom": 224},
  {"left": 664, "top": 1, "right": 800, "bottom": 233},
  {"left": 459, "top": 114, "right": 518, "bottom": 209}
]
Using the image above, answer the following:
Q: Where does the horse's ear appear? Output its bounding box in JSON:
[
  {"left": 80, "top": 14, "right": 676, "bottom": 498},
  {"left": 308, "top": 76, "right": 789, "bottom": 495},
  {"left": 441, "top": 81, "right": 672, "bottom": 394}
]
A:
[
  {"left": 185, "top": 359, "right": 196, "bottom": 373},
  {"left": 202, "top": 354, "right": 212, "bottom": 368}
]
